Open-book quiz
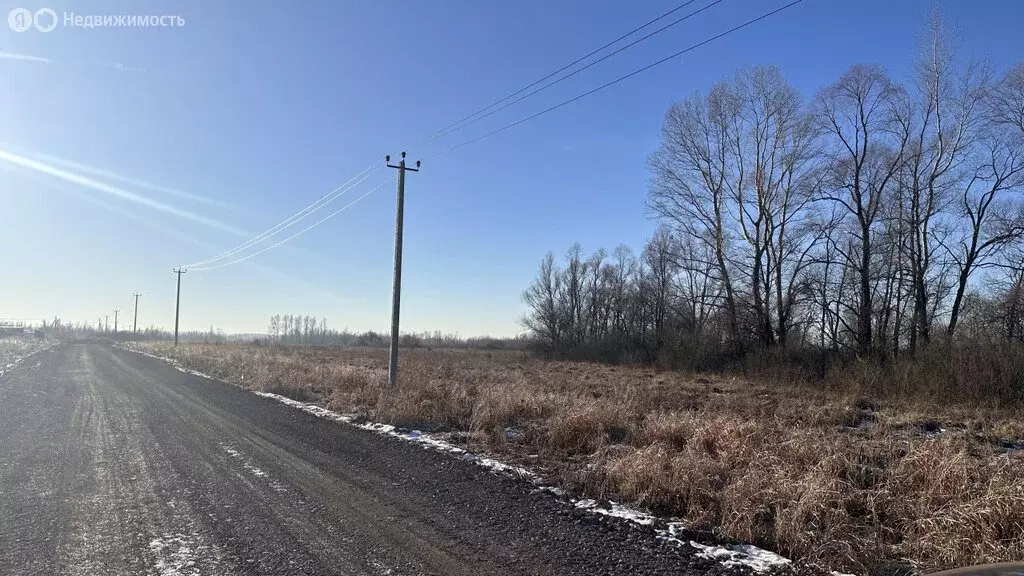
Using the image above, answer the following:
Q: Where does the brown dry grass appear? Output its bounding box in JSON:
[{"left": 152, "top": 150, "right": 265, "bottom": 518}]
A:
[
  {"left": 139, "top": 342, "right": 1024, "bottom": 575},
  {"left": 0, "top": 336, "right": 49, "bottom": 367}
]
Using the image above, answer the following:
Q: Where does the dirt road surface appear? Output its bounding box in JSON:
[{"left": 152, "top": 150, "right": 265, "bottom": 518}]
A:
[{"left": 0, "top": 343, "right": 725, "bottom": 576}]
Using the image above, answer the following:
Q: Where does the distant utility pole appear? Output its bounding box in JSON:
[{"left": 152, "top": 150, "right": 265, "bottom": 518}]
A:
[
  {"left": 385, "top": 152, "right": 420, "bottom": 388},
  {"left": 113, "top": 308, "right": 118, "bottom": 335},
  {"left": 104, "top": 315, "right": 109, "bottom": 332},
  {"left": 173, "top": 268, "right": 187, "bottom": 346},
  {"left": 132, "top": 293, "right": 141, "bottom": 340}
]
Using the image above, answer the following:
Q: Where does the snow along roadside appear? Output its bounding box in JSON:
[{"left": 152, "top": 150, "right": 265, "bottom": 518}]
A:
[
  {"left": 119, "top": 344, "right": 794, "bottom": 573},
  {"left": 0, "top": 341, "right": 58, "bottom": 378}
]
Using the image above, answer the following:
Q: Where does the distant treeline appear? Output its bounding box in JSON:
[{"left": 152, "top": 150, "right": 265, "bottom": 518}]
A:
[
  {"left": 264, "top": 314, "right": 526, "bottom": 350},
  {"left": 25, "top": 315, "right": 525, "bottom": 351},
  {"left": 32, "top": 318, "right": 238, "bottom": 343}
]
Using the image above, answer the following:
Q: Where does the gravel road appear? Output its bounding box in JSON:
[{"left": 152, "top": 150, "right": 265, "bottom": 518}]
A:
[{"left": 0, "top": 342, "right": 738, "bottom": 576}]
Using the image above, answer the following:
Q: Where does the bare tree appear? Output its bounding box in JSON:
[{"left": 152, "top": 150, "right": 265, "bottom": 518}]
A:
[
  {"left": 809, "top": 212, "right": 849, "bottom": 351},
  {"left": 522, "top": 252, "right": 563, "bottom": 354},
  {"left": 990, "top": 63, "right": 1024, "bottom": 134},
  {"left": 650, "top": 66, "right": 823, "bottom": 348},
  {"left": 648, "top": 81, "right": 741, "bottom": 344},
  {"left": 642, "top": 227, "right": 680, "bottom": 352},
  {"left": 675, "top": 236, "right": 724, "bottom": 334},
  {"left": 816, "top": 64, "right": 910, "bottom": 355},
  {"left": 268, "top": 314, "right": 281, "bottom": 342},
  {"left": 945, "top": 128, "right": 1024, "bottom": 335},
  {"left": 896, "top": 13, "right": 987, "bottom": 348},
  {"left": 731, "top": 67, "right": 824, "bottom": 346}
]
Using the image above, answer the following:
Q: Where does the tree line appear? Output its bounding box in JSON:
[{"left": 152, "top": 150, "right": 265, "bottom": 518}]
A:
[
  {"left": 523, "top": 16, "right": 1024, "bottom": 371},
  {"left": 266, "top": 314, "right": 526, "bottom": 349}
]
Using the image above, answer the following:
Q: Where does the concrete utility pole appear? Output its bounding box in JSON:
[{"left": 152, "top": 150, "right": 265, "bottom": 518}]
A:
[
  {"left": 113, "top": 308, "right": 118, "bottom": 335},
  {"left": 132, "top": 293, "right": 141, "bottom": 340},
  {"left": 104, "top": 315, "right": 109, "bottom": 332},
  {"left": 385, "top": 152, "right": 420, "bottom": 388},
  {"left": 173, "top": 268, "right": 187, "bottom": 346}
]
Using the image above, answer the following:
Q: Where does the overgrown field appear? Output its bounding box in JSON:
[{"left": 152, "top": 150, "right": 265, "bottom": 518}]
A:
[
  {"left": 137, "top": 342, "right": 1024, "bottom": 575},
  {"left": 0, "top": 337, "right": 50, "bottom": 370}
]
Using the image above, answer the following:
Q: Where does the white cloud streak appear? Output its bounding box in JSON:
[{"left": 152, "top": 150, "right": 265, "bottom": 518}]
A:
[
  {"left": 0, "top": 52, "right": 145, "bottom": 73},
  {"left": 27, "top": 151, "right": 229, "bottom": 208},
  {"left": 6, "top": 164, "right": 346, "bottom": 304},
  {"left": 38, "top": 176, "right": 209, "bottom": 248},
  {"left": 0, "top": 147, "right": 246, "bottom": 237},
  {"left": 0, "top": 51, "right": 52, "bottom": 64}
]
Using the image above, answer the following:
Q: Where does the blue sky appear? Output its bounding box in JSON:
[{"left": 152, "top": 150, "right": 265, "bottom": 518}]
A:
[{"left": 1, "top": 0, "right": 1021, "bottom": 336}]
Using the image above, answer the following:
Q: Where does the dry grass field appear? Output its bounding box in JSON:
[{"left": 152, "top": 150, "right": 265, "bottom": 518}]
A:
[
  {"left": 0, "top": 336, "right": 50, "bottom": 370},
  {"left": 136, "top": 342, "right": 1024, "bottom": 575}
]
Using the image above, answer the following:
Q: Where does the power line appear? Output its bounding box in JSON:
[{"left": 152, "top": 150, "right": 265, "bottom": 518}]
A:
[
  {"left": 183, "top": 162, "right": 380, "bottom": 268},
  {"left": 420, "top": 0, "right": 706, "bottom": 145},
  {"left": 189, "top": 176, "right": 394, "bottom": 272},
  {"left": 179, "top": 0, "right": 802, "bottom": 273},
  {"left": 439, "top": 0, "right": 806, "bottom": 156},
  {"left": 425, "top": 0, "right": 721, "bottom": 144},
  {"left": 185, "top": 162, "right": 378, "bottom": 267},
  {"left": 179, "top": 2, "right": 716, "bottom": 271}
]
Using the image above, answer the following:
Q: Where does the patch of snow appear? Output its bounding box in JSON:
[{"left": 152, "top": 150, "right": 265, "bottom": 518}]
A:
[
  {"left": 689, "top": 541, "right": 792, "bottom": 572},
  {"left": 0, "top": 341, "right": 56, "bottom": 378},
  {"left": 148, "top": 532, "right": 214, "bottom": 576},
  {"left": 575, "top": 498, "right": 657, "bottom": 526},
  {"left": 123, "top": 345, "right": 796, "bottom": 574},
  {"left": 220, "top": 443, "right": 271, "bottom": 481},
  {"left": 119, "top": 346, "right": 223, "bottom": 383},
  {"left": 255, "top": 391, "right": 543, "bottom": 482},
  {"left": 666, "top": 522, "right": 687, "bottom": 539},
  {"left": 531, "top": 486, "right": 566, "bottom": 497},
  {"left": 369, "top": 559, "right": 396, "bottom": 575},
  {"left": 245, "top": 464, "right": 268, "bottom": 478}
]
